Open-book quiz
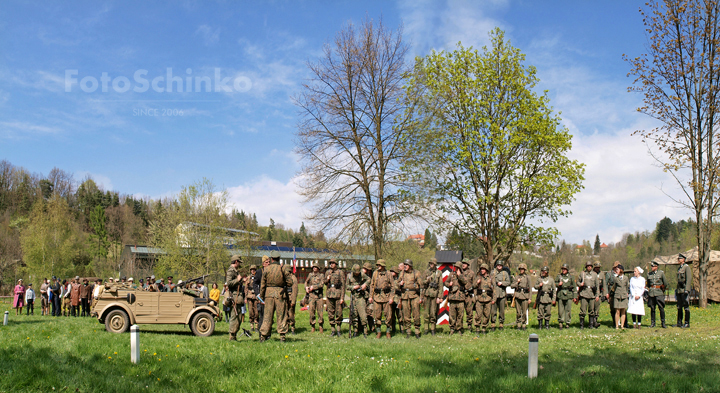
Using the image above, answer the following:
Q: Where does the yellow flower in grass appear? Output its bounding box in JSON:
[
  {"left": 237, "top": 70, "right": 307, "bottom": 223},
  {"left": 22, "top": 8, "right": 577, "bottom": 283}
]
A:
[
  {"left": 176, "top": 344, "right": 180, "bottom": 348},
  {"left": 285, "top": 355, "right": 289, "bottom": 359},
  {"left": 114, "top": 352, "right": 118, "bottom": 355},
  {"left": 108, "top": 356, "right": 112, "bottom": 359}
]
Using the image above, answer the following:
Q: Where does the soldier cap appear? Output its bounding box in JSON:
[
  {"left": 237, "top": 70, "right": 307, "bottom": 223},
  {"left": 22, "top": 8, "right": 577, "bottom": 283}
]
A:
[
  {"left": 651, "top": 261, "right": 659, "bottom": 267},
  {"left": 518, "top": 263, "right": 527, "bottom": 270},
  {"left": 593, "top": 261, "right": 601, "bottom": 268},
  {"left": 262, "top": 255, "right": 270, "bottom": 262},
  {"left": 429, "top": 258, "right": 438, "bottom": 265},
  {"left": 230, "top": 255, "right": 243, "bottom": 264},
  {"left": 454, "top": 261, "right": 463, "bottom": 269},
  {"left": 480, "top": 263, "right": 489, "bottom": 271},
  {"left": 616, "top": 264, "right": 624, "bottom": 271},
  {"left": 561, "top": 263, "right": 569, "bottom": 270},
  {"left": 678, "top": 253, "right": 686, "bottom": 260},
  {"left": 249, "top": 265, "right": 257, "bottom": 270},
  {"left": 390, "top": 267, "right": 399, "bottom": 274},
  {"left": 612, "top": 260, "right": 620, "bottom": 268},
  {"left": 585, "top": 261, "right": 593, "bottom": 267},
  {"left": 376, "top": 259, "right": 386, "bottom": 267},
  {"left": 404, "top": 259, "right": 413, "bottom": 267},
  {"left": 329, "top": 258, "right": 337, "bottom": 265},
  {"left": 270, "top": 251, "right": 281, "bottom": 259},
  {"left": 128, "top": 277, "right": 134, "bottom": 281},
  {"left": 362, "top": 262, "right": 373, "bottom": 271},
  {"left": 541, "top": 266, "right": 549, "bottom": 272},
  {"left": 352, "top": 264, "right": 361, "bottom": 274}
]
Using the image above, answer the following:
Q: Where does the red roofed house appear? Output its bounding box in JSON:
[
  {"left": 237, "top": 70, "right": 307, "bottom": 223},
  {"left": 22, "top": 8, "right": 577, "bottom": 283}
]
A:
[{"left": 408, "top": 234, "right": 425, "bottom": 247}]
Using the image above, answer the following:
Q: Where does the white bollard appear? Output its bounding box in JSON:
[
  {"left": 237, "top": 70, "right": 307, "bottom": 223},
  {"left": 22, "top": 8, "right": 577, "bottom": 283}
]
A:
[
  {"left": 131, "top": 325, "right": 140, "bottom": 364},
  {"left": 3, "top": 311, "right": 8, "bottom": 326},
  {"left": 528, "top": 333, "right": 539, "bottom": 378}
]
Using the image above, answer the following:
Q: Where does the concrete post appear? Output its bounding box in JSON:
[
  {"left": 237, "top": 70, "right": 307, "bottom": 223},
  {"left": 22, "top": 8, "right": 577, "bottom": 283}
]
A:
[
  {"left": 131, "top": 325, "right": 140, "bottom": 364},
  {"left": 3, "top": 311, "right": 8, "bottom": 326},
  {"left": 528, "top": 333, "right": 539, "bottom": 378}
]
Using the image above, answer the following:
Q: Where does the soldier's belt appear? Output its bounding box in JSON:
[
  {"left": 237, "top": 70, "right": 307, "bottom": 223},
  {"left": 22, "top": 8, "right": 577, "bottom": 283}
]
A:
[
  {"left": 404, "top": 288, "right": 419, "bottom": 293},
  {"left": 651, "top": 285, "right": 663, "bottom": 289},
  {"left": 517, "top": 288, "right": 528, "bottom": 293}
]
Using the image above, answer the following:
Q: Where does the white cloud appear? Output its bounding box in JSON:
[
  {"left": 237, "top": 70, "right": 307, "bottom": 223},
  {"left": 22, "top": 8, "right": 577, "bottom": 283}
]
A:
[{"left": 226, "top": 175, "right": 306, "bottom": 230}]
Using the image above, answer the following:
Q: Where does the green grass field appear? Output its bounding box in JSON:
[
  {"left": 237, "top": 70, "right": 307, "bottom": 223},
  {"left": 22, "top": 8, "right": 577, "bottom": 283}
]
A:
[{"left": 0, "top": 298, "right": 718, "bottom": 393}]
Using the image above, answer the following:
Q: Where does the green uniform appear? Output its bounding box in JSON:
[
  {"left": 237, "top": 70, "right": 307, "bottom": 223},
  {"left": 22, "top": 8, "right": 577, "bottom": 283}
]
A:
[
  {"left": 612, "top": 274, "right": 629, "bottom": 309},
  {"left": 305, "top": 271, "right": 325, "bottom": 330},
  {"left": 605, "top": 271, "right": 617, "bottom": 326},
  {"left": 325, "top": 267, "right": 346, "bottom": 333},
  {"left": 286, "top": 274, "right": 298, "bottom": 332},
  {"left": 445, "top": 271, "right": 466, "bottom": 334},
  {"left": 534, "top": 275, "right": 556, "bottom": 326},
  {"left": 259, "top": 262, "right": 293, "bottom": 340},
  {"left": 346, "top": 272, "right": 370, "bottom": 336},
  {"left": 473, "top": 273, "right": 494, "bottom": 332},
  {"left": 399, "top": 268, "right": 423, "bottom": 336},
  {"left": 646, "top": 268, "right": 668, "bottom": 326},
  {"left": 676, "top": 262, "right": 691, "bottom": 327},
  {"left": 460, "top": 267, "right": 476, "bottom": 330},
  {"left": 490, "top": 268, "right": 510, "bottom": 328},
  {"left": 225, "top": 264, "right": 244, "bottom": 340},
  {"left": 370, "top": 269, "right": 395, "bottom": 334},
  {"left": 511, "top": 273, "right": 531, "bottom": 329},
  {"left": 555, "top": 272, "right": 576, "bottom": 327},
  {"left": 577, "top": 270, "right": 600, "bottom": 327},
  {"left": 422, "top": 266, "right": 442, "bottom": 333}
]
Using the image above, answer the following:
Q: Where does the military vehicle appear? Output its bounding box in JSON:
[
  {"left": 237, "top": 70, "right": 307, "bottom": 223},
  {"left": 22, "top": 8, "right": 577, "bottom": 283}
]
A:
[{"left": 92, "top": 283, "right": 219, "bottom": 337}]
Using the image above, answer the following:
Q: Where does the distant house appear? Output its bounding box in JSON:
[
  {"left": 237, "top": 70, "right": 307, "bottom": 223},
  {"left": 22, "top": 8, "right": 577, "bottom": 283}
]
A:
[
  {"left": 407, "top": 234, "right": 425, "bottom": 247},
  {"left": 600, "top": 243, "right": 609, "bottom": 250}
]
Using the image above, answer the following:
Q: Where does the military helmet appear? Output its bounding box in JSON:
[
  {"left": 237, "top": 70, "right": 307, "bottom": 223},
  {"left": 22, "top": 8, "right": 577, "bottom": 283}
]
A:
[
  {"left": 352, "top": 264, "right": 361, "bottom": 274},
  {"left": 454, "top": 261, "right": 463, "bottom": 269},
  {"left": 230, "top": 254, "right": 243, "bottom": 264},
  {"left": 405, "top": 259, "right": 413, "bottom": 267},
  {"left": 429, "top": 258, "right": 438, "bottom": 265},
  {"left": 480, "top": 263, "right": 489, "bottom": 270},
  {"left": 593, "top": 261, "right": 601, "bottom": 268},
  {"left": 495, "top": 260, "right": 504, "bottom": 266},
  {"left": 270, "top": 251, "right": 281, "bottom": 259},
  {"left": 329, "top": 258, "right": 337, "bottom": 265},
  {"left": 461, "top": 258, "right": 470, "bottom": 265},
  {"left": 561, "top": 263, "right": 569, "bottom": 270},
  {"left": 518, "top": 263, "right": 527, "bottom": 270},
  {"left": 390, "top": 267, "right": 399, "bottom": 274},
  {"left": 312, "top": 261, "right": 320, "bottom": 269},
  {"left": 362, "top": 262, "right": 373, "bottom": 271},
  {"left": 585, "top": 260, "right": 593, "bottom": 267},
  {"left": 249, "top": 264, "right": 257, "bottom": 270},
  {"left": 376, "top": 259, "right": 386, "bottom": 267},
  {"left": 541, "top": 266, "right": 549, "bottom": 272},
  {"left": 262, "top": 255, "right": 270, "bottom": 262}
]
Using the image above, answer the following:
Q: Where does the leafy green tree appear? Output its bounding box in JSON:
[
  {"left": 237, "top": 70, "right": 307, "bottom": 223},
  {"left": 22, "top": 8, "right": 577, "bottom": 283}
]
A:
[
  {"left": 423, "top": 228, "right": 432, "bottom": 249},
  {"left": 402, "top": 29, "right": 585, "bottom": 266},
  {"left": 655, "top": 216, "right": 676, "bottom": 243},
  {"left": 88, "top": 204, "right": 110, "bottom": 260}
]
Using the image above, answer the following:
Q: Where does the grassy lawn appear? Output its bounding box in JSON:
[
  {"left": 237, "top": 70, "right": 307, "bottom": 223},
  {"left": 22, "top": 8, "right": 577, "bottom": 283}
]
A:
[{"left": 0, "top": 298, "right": 718, "bottom": 393}]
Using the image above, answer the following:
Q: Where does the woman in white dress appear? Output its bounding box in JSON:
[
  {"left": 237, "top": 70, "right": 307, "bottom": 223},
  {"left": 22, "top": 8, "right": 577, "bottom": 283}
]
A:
[{"left": 628, "top": 267, "right": 646, "bottom": 329}]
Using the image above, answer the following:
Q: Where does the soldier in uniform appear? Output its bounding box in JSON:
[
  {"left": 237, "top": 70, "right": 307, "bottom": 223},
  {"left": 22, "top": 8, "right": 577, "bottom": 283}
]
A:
[
  {"left": 511, "top": 263, "right": 531, "bottom": 330},
  {"left": 346, "top": 264, "right": 370, "bottom": 338},
  {"left": 459, "top": 259, "right": 476, "bottom": 332},
  {"left": 646, "top": 260, "right": 668, "bottom": 328},
  {"left": 674, "top": 253, "right": 691, "bottom": 328},
  {"left": 473, "top": 263, "right": 494, "bottom": 335},
  {"left": 324, "top": 259, "right": 346, "bottom": 337},
  {"left": 490, "top": 260, "right": 510, "bottom": 331},
  {"left": 612, "top": 264, "right": 629, "bottom": 330},
  {"left": 259, "top": 251, "right": 293, "bottom": 342},
  {"left": 399, "top": 259, "right": 423, "bottom": 338},
  {"left": 226, "top": 255, "right": 245, "bottom": 341},
  {"left": 362, "top": 262, "right": 375, "bottom": 332},
  {"left": 555, "top": 263, "right": 576, "bottom": 329},
  {"left": 443, "top": 261, "right": 466, "bottom": 335},
  {"left": 305, "top": 262, "right": 325, "bottom": 333},
  {"left": 592, "top": 262, "right": 604, "bottom": 328},
  {"left": 534, "top": 266, "right": 556, "bottom": 329},
  {"left": 389, "top": 267, "right": 402, "bottom": 334},
  {"left": 577, "top": 261, "right": 600, "bottom": 329},
  {"left": 422, "top": 258, "right": 442, "bottom": 335},
  {"left": 605, "top": 261, "right": 620, "bottom": 327},
  {"left": 287, "top": 271, "right": 299, "bottom": 334},
  {"left": 245, "top": 265, "right": 259, "bottom": 331},
  {"left": 369, "top": 259, "right": 395, "bottom": 339}
]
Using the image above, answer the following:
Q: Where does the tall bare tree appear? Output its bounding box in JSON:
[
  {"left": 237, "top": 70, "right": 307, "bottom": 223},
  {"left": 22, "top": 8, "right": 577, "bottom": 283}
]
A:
[
  {"left": 626, "top": 0, "right": 720, "bottom": 307},
  {"left": 294, "top": 18, "right": 413, "bottom": 259}
]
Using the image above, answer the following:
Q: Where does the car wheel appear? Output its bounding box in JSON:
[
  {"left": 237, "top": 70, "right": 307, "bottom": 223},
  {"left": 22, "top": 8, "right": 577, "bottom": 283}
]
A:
[
  {"left": 190, "top": 311, "right": 215, "bottom": 337},
  {"left": 105, "top": 309, "right": 130, "bottom": 333}
]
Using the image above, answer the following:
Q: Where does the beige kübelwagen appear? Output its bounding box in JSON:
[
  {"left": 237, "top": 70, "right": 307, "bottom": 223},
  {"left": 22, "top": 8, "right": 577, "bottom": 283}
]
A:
[{"left": 92, "top": 284, "right": 219, "bottom": 337}]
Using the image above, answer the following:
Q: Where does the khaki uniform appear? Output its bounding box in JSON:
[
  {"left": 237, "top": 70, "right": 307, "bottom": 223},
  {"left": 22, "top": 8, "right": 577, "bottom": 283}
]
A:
[
  {"left": 594, "top": 270, "right": 606, "bottom": 326},
  {"left": 676, "top": 262, "right": 691, "bottom": 326},
  {"left": 459, "top": 268, "right": 476, "bottom": 330},
  {"left": 445, "top": 271, "right": 466, "bottom": 333},
  {"left": 325, "top": 267, "right": 346, "bottom": 331},
  {"left": 286, "top": 274, "right": 298, "bottom": 332},
  {"left": 370, "top": 270, "right": 394, "bottom": 333},
  {"left": 534, "top": 276, "right": 556, "bottom": 325},
  {"left": 511, "top": 273, "right": 531, "bottom": 328},
  {"left": 490, "top": 268, "right": 511, "bottom": 328},
  {"left": 423, "top": 267, "right": 442, "bottom": 332},
  {"left": 391, "top": 279, "right": 402, "bottom": 333},
  {"left": 259, "top": 262, "right": 293, "bottom": 339},
  {"left": 346, "top": 272, "right": 370, "bottom": 335},
  {"left": 577, "top": 270, "right": 600, "bottom": 326},
  {"left": 473, "top": 274, "right": 494, "bottom": 332},
  {"left": 305, "top": 272, "right": 325, "bottom": 329},
  {"left": 555, "top": 273, "right": 576, "bottom": 327},
  {"left": 244, "top": 275, "right": 258, "bottom": 328},
  {"left": 605, "top": 271, "right": 616, "bottom": 326},
  {"left": 646, "top": 268, "right": 668, "bottom": 326},
  {"left": 226, "top": 265, "right": 244, "bottom": 339},
  {"left": 399, "top": 269, "right": 422, "bottom": 335}
]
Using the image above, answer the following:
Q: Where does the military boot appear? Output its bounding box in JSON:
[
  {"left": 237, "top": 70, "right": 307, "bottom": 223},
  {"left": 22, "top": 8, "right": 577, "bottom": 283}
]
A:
[
  {"left": 229, "top": 335, "right": 237, "bottom": 341},
  {"left": 579, "top": 317, "right": 584, "bottom": 329},
  {"left": 537, "top": 319, "right": 543, "bottom": 329},
  {"left": 661, "top": 319, "right": 667, "bottom": 328},
  {"left": 431, "top": 329, "right": 436, "bottom": 336},
  {"left": 415, "top": 333, "right": 421, "bottom": 339},
  {"left": 558, "top": 322, "right": 563, "bottom": 330},
  {"left": 406, "top": 332, "right": 411, "bottom": 339},
  {"left": 650, "top": 319, "right": 656, "bottom": 328},
  {"left": 545, "top": 320, "right": 550, "bottom": 330}
]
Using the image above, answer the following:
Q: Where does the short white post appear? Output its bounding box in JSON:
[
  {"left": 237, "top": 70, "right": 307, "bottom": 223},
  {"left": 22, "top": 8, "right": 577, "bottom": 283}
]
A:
[
  {"left": 3, "top": 311, "right": 8, "bottom": 326},
  {"left": 528, "top": 333, "right": 539, "bottom": 378},
  {"left": 130, "top": 325, "right": 140, "bottom": 364}
]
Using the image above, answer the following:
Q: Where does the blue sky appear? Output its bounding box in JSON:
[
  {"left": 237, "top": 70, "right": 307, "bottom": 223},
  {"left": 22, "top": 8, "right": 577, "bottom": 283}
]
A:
[{"left": 0, "top": 1, "right": 689, "bottom": 244}]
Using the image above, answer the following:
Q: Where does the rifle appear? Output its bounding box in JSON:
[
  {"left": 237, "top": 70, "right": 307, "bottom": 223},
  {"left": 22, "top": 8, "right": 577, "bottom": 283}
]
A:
[
  {"left": 179, "top": 274, "right": 209, "bottom": 289},
  {"left": 348, "top": 291, "right": 355, "bottom": 339}
]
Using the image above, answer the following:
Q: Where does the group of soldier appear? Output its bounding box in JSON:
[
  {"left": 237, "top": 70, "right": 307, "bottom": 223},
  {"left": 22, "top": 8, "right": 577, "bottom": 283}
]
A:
[{"left": 222, "top": 251, "right": 693, "bottom": 342}]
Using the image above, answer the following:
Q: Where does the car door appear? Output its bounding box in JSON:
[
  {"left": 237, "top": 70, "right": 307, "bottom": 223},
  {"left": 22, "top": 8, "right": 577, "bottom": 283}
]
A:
[
  {"left": 134, "top": 291, "right": 159, "bottom": 323},
  {"left": 159, "top": 292, "right": 184, "bottom": 323}
]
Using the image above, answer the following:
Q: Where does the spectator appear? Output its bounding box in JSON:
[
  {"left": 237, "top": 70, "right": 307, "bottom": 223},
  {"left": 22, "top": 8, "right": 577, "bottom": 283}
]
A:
[
  {"left": 209, "top": 283, "right": 220, "bottom": 306},
  {"left": 50, "top": 276, "right": 61, "bottom": 317},
  {"left": 25, "top": 283, "right": 35, "bottom": 315},
  {"left": 40, "top": 278, "right": 49, "bottom": 316},
  {"left": 198, "top": 280, "right": 209, "bottom": 299},
  {"left": 80, "top": 278, "right": 92, "bottom": 317},
  {"left": 13, "top": 279, "right": 25, "bottom": 315},
  {"left": 70, "top": 277, "right": 81, "bottom": 317},
  {"left": 165, "top": 276, "right": 176, "bottom": 292},
  {"left": 61, "top": 279, "right": 71, "bottom": 316}
]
